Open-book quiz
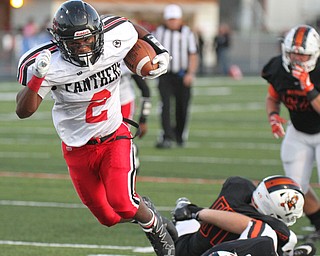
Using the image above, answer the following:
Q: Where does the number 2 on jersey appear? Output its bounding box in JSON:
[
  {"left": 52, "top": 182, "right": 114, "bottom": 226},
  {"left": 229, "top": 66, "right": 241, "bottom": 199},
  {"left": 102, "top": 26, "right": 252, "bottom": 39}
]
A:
[{"left": 86, "top": 89, "right": 111, "bottom": 123}]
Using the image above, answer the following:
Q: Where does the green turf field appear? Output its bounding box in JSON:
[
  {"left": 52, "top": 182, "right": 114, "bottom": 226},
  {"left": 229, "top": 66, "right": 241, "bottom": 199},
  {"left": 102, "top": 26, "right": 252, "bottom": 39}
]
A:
[{"left": 1, "top": 76, "right": 319, "bottom": 255}]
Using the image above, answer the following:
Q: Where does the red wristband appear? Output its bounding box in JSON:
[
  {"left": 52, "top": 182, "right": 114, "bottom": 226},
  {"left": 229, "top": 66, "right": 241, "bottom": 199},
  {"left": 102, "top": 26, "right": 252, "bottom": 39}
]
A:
[{"left": 27, "top": 75, "right": 45, "bottom": 93}]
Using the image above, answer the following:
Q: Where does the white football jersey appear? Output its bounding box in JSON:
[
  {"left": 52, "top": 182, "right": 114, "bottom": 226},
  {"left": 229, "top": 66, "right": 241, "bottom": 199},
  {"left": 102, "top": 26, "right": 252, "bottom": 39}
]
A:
[
  {"left": 17, "top": 16, "right": 138, "bottom": 147},
  {"left": 120, "top": 61, "right": 135, "bottom": 105}
]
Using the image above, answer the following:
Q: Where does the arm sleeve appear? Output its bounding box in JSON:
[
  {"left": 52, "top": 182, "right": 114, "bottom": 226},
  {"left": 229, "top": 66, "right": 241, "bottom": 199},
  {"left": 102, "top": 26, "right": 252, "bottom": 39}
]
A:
[
  {"left": 132, "top": 74, "right": 150, "bottom": 98},
  {"left": 132, "top": 74, "right": 151, "bottom": 124}
]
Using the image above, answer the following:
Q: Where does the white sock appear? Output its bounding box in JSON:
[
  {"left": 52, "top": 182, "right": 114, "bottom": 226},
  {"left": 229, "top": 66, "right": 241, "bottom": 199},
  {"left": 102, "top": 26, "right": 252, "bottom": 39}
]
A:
[{"left": 139, "top": 209, "right": 157, "bottom": 232}]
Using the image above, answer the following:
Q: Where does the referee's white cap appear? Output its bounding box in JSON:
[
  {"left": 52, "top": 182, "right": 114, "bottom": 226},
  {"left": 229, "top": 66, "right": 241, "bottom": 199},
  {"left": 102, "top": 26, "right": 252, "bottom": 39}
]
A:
[{"left": 163, "top": 4, "right": 182, "bottom": 20}]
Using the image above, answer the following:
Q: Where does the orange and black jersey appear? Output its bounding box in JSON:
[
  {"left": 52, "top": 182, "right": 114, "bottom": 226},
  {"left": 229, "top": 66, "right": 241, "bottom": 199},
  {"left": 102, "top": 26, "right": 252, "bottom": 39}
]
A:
[
  {"left": 175, "top": 177, "right": 290, "bottom": 256},
  {"left": 262, "top": 55, "right": 320, "bottom": 134}
]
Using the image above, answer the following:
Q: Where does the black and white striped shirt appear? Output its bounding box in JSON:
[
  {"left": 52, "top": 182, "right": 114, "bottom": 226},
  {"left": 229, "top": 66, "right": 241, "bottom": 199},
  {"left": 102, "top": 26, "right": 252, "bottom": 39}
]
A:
[{"left": 155, "top": 25, "right": 198, "bottom": 73}]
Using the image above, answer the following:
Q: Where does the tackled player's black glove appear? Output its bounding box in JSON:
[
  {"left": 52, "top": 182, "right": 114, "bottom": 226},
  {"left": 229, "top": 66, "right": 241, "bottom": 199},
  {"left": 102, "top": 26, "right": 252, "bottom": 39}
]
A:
[{"left": 174, "top": 204, "right": 203, "bottom": 222}]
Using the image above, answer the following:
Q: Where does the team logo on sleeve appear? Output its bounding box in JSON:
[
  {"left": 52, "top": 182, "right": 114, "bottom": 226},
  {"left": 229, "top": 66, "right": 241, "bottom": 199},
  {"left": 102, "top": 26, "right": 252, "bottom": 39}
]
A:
[{"left": 113, "top": 40, "right": 121, "bottom": 48}]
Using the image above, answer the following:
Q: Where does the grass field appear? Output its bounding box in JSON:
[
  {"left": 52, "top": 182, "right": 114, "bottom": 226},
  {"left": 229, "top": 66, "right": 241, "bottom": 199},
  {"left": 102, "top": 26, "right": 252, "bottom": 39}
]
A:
[{"left": 1, "top": 76, "right": 320, "bottom": 255}]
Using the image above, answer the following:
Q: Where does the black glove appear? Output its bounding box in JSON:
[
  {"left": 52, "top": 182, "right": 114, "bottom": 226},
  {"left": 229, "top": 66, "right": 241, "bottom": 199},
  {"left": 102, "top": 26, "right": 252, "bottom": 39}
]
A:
[{"left": 174, "top": 204, "right": 203, "bottom": 221}]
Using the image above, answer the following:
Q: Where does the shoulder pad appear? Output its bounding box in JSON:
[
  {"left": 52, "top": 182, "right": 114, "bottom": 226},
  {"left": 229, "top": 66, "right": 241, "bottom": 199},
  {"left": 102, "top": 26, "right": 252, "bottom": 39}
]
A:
[
  {"left": 17, "top": 42, "right": 58, "bottom": 85},
  {"left": 101, "top": 15, "right": 129, "bottom": 33}
]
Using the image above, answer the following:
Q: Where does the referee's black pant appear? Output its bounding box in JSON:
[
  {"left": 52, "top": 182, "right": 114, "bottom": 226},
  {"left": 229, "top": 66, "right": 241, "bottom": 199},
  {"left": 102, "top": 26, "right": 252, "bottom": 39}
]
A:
[{"left": 158, "top": 72, "right": 191, "bottom": 144}]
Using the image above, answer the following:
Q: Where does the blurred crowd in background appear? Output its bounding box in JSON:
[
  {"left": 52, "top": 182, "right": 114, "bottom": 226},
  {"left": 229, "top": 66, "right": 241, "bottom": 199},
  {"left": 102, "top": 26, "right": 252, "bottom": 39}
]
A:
[
  {"left": 2, "top": 0, "right": 320, "bottom": 80},
  {"left": 1, "top": 16, "right": 52, "bottom": 80},
  {"left": 0, "top": 15, "right": 275, "bottom": 81}
]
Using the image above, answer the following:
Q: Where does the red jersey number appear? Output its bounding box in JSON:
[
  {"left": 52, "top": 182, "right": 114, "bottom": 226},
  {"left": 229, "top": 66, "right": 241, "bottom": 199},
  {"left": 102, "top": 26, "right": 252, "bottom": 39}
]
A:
[{"left": 86, "top": 89, "right": 111, "bottom": 123}]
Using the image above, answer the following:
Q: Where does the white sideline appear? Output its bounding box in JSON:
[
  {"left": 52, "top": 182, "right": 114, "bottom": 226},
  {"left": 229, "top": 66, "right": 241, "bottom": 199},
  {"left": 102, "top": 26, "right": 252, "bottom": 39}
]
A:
[{"left": 0, "top": 240, "right": 153, "bottom": 254}]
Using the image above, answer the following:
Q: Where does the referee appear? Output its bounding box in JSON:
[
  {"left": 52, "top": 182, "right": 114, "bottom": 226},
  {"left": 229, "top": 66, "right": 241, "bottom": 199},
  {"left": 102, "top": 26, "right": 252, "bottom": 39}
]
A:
[{"left": 155, "top": 4, "right": 199, "bottom": 148}]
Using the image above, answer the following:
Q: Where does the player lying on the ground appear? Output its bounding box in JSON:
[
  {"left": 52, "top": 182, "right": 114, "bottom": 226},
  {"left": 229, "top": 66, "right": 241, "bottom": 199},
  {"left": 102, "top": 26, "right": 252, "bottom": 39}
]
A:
[
  {"left": 142, "top": 196, "right": 279, "bottom": 256},
  {"left": 172, "top": 175, "right": 316, "bottom": 256}
]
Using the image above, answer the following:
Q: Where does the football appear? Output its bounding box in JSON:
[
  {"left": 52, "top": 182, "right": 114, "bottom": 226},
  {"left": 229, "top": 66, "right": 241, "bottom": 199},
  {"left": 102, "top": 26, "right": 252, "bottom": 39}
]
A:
[{"left": 124, "top": 39, "right": 158, "bottom": 77}]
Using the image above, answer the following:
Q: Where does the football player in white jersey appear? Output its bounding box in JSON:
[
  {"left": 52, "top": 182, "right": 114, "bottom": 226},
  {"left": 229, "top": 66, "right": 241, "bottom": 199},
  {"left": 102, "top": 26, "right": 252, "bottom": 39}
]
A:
[{"left": 15, "top": 1, "right": 174, "bottom": 255}]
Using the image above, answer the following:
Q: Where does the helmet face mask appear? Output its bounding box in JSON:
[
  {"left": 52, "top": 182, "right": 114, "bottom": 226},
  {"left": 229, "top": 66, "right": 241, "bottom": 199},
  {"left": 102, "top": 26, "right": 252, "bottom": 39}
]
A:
[
  {"left": 60, "top": 32, "right": 102, "bottom": 66},
  {"left": 49, "top": 0, "right": 104, "bottom": 67},
  {"left": 252, "top": 175, "right": 304, "bottom": 226},
  {"left": 282, "top": 25, "right": 320, "bottom": 73}
]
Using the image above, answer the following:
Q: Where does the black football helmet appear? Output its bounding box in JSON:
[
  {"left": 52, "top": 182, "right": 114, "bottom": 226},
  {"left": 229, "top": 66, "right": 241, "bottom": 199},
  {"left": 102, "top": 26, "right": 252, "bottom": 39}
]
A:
[{"left": 49, "top": 0, "right": 104, "bottom": 67}]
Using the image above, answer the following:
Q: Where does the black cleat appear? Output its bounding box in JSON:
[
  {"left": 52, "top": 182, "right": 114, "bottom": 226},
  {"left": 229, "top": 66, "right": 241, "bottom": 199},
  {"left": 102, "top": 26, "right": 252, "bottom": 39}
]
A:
[
  {"left": 142, "top": 196, "right": 175, "bottom": 256},
  {"left": 155, "top": 139, "right": 172, "bottom": 149},
  {"left": 142, "top": 196, "right": 178, "bottom": 241}
]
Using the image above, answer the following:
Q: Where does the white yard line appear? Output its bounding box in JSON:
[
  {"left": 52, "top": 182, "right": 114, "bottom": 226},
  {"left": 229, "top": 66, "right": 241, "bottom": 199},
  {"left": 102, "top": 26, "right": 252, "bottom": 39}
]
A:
[
  {"left": 0, "top": 200, "right": 172, "bottom": 211},
  {"left": 0, "top": 240, "right": 153, "bottom": 254},
  {"left": 0, "top": 151, "right": 50, "bottom": 158},
  {"left": 142, "top": 155, "right": 281, "bottom": 166},
  {"left": 0, "top": 152, "right": 281, "bottom": 165}
]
